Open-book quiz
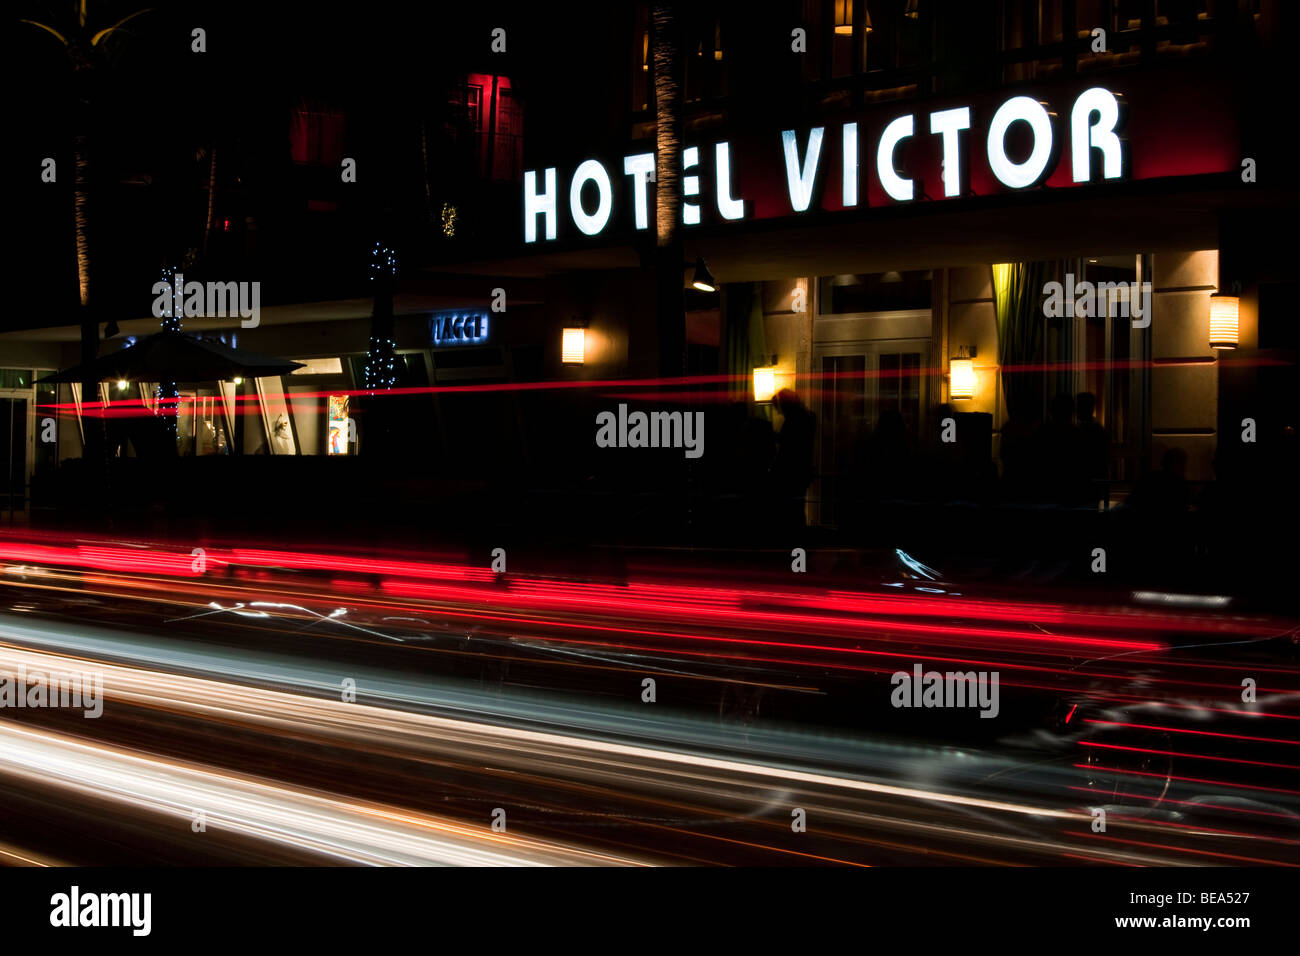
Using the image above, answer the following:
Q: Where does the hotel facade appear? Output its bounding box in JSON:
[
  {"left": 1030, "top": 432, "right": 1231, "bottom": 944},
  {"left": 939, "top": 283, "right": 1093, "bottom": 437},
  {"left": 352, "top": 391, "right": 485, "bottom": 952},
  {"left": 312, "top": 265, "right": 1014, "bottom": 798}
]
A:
[{"left": 3, "top": 1, "right": 1294, "bottom": 535}]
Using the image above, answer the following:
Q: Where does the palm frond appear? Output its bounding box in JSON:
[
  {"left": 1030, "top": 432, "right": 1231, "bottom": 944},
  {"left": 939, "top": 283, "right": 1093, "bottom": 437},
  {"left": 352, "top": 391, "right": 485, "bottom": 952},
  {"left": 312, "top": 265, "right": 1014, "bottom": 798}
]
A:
[
  {"left": 91, "top": 8, "right": 155, "bottom": 47},
  {"left": 18, "top": 19, "right": 71, "bottom": 46}
]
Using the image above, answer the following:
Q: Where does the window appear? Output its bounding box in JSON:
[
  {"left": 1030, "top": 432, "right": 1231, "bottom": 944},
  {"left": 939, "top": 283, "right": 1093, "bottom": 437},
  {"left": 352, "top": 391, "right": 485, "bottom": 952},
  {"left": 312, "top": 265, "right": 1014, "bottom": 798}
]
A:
[
  {"left": 1041, "top": 255, "right": 1152, "bottom": 482},
  {"left": 830, "top": 0, "right": 857, "bottom": 78},
  {"left": 631, "top": 2, "right": 651, "bottom": 114},
  {"left": 289, "top": 106, "right": 345, "bottom": 165},
  {"left": 449, "top": 75, "right": 523, "bottom": 182},
  {"left": 818, "top": 270, "right": 933, "bottom": 314},
  {"left": 878, "top": 352, "right": 922, "bottom": 433},
  {"left": 493, "top": 88, "right": 524, "bottom": 181},
  {"left": 683, "top": 12, "right": 725, "bottom": 102},
  {"left": 1000, "top": 1, "right": 1063, "bottom": 83}
]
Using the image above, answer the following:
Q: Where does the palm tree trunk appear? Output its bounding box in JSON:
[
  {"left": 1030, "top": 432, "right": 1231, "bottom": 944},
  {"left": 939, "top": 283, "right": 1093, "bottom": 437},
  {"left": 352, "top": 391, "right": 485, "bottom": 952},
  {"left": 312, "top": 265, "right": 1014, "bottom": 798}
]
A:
[
  {"left": 74, "top": 131, "right": 104, "bottom": 461},
  {"left": 74, "top": 134, "right": 91, "bottom": 312},
  {"left": 651, "top": 2, "right": 686, "bottom": 380},
  {"left": 203, "top": 145, "right": 218, "bottom": 255},
  {"left": 421, "top": 120, "right": 432, "bottom": 224}
]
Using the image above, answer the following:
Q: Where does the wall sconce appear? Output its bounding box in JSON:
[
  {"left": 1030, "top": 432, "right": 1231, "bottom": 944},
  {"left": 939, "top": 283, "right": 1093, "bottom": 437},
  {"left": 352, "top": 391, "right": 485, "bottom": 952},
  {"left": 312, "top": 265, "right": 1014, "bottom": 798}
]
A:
[
  {"left": 691, "top": 256, "right": 716, "bottom": 293},
  {"left": 834, "top": 0, "right": 854, "bottom": 35},
  {"left": 753, "top": 354, "right": 779, "bottom": 403},
  {"left": 1209, "top": 292, "right": 1239, "bottom": 350},
  {"left": 232, "top": 376, "right": 244, "bottom": 386},
  {"left": 116, "top": 379, "right": 129, "bottom": 392},
  {"left": 949, "top": 346, "right": 976, "bottom": 400},
  {"left": 561, "top": 326, "right": 586, "bottom": 365}
]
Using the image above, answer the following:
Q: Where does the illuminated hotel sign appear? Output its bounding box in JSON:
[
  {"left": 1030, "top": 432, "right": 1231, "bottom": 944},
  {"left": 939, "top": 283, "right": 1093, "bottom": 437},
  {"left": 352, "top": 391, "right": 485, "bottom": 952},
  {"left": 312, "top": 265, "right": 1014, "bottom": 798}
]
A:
[
  {"left": 430, "top": 311, "right": 490, "bottom": 346},
  {"left": 524, "top": 86, "right": 1162, "bottom": 242}
]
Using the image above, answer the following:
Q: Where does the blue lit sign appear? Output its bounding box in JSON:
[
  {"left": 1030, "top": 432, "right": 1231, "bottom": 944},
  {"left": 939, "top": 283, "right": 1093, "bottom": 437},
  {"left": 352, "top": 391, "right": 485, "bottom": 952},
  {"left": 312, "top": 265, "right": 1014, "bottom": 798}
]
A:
[{"left": 430, "top": 312, "right": 490, "bottom": 347}]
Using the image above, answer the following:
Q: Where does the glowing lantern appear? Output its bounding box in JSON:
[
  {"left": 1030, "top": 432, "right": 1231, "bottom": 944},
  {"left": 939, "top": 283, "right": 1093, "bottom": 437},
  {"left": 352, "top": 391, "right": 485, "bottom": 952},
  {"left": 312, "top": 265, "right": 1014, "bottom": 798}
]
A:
[
  {"left": 949, "top": 352, "right": 975, "bottom": 400},
  {"left": 562, "top": 327, "right": 586, "bottom": 364},
  {"left": 1209, "top": 293, "right": 1239, "bottom": 350}
]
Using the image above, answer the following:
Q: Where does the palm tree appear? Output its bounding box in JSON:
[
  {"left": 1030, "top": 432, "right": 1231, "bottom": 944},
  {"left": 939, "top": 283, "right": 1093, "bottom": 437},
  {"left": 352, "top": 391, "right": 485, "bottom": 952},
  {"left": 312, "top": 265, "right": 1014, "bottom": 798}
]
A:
[
  {"left": 20, "top": 2, "right": 155, "bottom": 455},
  {"left": 650, "top": 2, "right": 686, "bottom": 379},
  {"left": 196, "top": 144, "right": 219, "bottom": 258}
]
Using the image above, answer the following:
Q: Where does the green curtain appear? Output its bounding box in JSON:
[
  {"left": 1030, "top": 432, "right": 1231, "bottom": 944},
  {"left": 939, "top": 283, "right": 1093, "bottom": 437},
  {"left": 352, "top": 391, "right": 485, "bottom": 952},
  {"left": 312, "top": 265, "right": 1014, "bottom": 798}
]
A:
[
  {"left": 722, "top": 282, "right": 767, "bottom": 402},
  {"left": 993, "top": 261, "right": 1050, "bottom": 422}
]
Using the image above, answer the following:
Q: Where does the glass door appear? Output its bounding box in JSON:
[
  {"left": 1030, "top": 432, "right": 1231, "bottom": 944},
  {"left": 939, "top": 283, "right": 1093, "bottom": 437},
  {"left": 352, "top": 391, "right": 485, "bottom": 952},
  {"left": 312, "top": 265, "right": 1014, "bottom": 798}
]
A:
[
  {"left": 0, "top": 395, "right": 30, "bottom": 515},
  {"left": 813, "top": 341, "right": 929, "bottom": 526}
]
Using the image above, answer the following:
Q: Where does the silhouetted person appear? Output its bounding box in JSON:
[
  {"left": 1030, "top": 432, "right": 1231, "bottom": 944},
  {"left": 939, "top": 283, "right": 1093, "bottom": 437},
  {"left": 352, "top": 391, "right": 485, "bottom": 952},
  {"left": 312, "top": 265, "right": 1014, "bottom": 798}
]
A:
[
  {"left": 771, "top": 389, "right": 816, "bottom": 531},
  {"left": 732, "top": 409, "right": 775, "bottom": 543},
  {"left": 999, "top": 415, "right": 1038, "bottom": 501},
  {"left": 1036, "top": 393, "right": 1077, "bottom": 503},
  {"left": 1075, "top": 392, "right": 1108, "bottom": 504}
]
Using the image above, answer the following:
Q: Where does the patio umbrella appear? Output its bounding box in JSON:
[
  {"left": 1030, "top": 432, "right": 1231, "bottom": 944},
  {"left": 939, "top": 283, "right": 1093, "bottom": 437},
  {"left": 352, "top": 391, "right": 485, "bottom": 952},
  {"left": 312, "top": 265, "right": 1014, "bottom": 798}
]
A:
[{"left": 39, "top": 331, "right": 304, "bottom": 384}]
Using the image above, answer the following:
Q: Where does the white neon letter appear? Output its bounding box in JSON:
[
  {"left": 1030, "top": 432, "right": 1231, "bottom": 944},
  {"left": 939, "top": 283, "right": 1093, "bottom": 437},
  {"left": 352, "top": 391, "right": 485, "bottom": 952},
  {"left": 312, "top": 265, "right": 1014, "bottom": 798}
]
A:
[
  {"left": 623, "top": 153, "right": 655, "bottom": 230},
  {"left": 781, "top": 127, "right": 824, "bottom": 213},
  {"left": 524, "top": 168, "right": 557, "bottom": 242},
  {"left": 929, "top": 107, "right": 971, "bottom": 198},
  {"left": 876, "top": 115, "right": 915, "bottom": 202},
  {"left": 842, "top": 123, "right": 859, "bottom": 207},
  {"left": 1071, "top": 87, "right": 1123, "bottom": 182},
  {"left": 568, "top": 159, "right": 613, "bottom": 236},
  {"left": 987, "top": 96, "right": 1054, "bottom": 189},
  {"left": 683, "top": 146, "right": 700, "bottom": 225},
  {"left": 715, "top": 142, "right": 745, "bottom": 220}
]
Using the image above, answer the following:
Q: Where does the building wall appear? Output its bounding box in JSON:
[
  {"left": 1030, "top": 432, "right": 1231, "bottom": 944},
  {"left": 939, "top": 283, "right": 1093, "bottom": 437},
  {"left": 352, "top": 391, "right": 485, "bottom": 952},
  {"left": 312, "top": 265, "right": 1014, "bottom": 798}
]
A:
[
  {"left": 543, "top": 270, "right": 648, "bottom": 381},
  {"left": 946, "top": 265, "right": 1001, "bottom": 426},
  {"left": 1152, "top": 250, "right": 1220, "bottom": 482},
  {"left": 760, "top": 277, "right": 809, "bottom": 398}
]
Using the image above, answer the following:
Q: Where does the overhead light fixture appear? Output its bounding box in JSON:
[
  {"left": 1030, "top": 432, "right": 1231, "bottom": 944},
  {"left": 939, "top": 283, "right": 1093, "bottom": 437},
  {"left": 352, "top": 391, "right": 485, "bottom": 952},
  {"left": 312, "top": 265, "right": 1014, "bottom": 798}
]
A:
[
  {"left": 834, "top": 0, "right": 854, "bottom": 35},
  {"left": 691, "top": 256, "right": 716, "bottom": 292},
  {"left": 561, "top": 326, "right": 586, "bottom": 365},
  {"left": 905, "top": 0, "right": 919, "bottom": 19},
  {"left": 1209, "top": 292, "right": 1239, "bottom": 350},
  {"left": 949, "top": 346, "right": 975, "bottom": 400}
]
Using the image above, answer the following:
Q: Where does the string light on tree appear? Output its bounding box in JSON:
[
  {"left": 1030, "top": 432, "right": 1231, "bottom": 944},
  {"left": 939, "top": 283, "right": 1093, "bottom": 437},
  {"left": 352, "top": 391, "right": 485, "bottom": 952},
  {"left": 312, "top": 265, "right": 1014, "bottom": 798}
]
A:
[
  {"left": 156, "top": 265, "right": 183, "bottom": 435},
  {"left": 364, "top": 243, "right": 400, "bottom": 390},
  {"left": 368, "top": 241, "right": 398, "bottom": 282}
]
